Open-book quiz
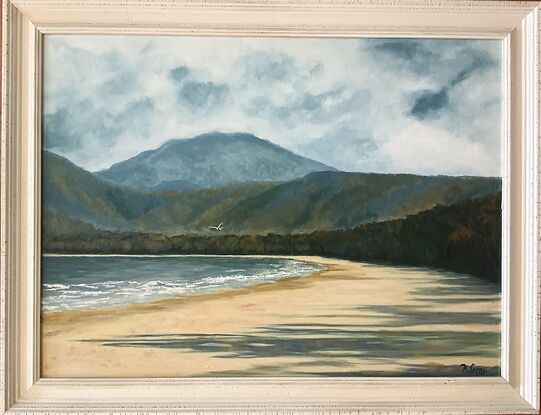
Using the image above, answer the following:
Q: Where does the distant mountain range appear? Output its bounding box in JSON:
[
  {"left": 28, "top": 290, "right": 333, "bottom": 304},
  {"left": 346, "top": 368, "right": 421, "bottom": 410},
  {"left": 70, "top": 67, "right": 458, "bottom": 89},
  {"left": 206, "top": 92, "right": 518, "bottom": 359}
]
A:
[
  {"left": 96, "top": 132, "right": 334, "bottom": 190},
  {"left": 43, "top": 132, "right": 502, "bottom": 237}
]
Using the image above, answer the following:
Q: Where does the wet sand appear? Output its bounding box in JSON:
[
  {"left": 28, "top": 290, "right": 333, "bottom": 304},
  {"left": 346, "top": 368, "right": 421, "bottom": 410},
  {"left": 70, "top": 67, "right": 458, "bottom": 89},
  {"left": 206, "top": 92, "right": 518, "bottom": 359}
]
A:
[{"left": 41, "top": 256, "right": 500, "bottom": 378}]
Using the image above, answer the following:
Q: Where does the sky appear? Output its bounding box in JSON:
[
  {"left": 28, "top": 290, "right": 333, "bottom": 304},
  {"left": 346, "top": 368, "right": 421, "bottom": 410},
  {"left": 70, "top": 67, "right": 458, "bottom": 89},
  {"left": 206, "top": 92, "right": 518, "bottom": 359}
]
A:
[{"left": 43, "top": 36, "right": 502, "bottom": 176}]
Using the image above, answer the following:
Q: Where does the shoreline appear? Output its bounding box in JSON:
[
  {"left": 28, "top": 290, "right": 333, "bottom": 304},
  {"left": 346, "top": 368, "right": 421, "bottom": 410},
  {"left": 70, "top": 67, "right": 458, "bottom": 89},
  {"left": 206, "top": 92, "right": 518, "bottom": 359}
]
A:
[
  {"left": 42, "top": 253, "right": 502, "bottom": 284},
  {"left": 41, "top": 255, "right": 329, "bottom": 317},
  {"left": 41, "top": 255, "right": 501, "bottom": 378},
  {"left": 42, "top": 256, "right": 331, "bottom": 320}
]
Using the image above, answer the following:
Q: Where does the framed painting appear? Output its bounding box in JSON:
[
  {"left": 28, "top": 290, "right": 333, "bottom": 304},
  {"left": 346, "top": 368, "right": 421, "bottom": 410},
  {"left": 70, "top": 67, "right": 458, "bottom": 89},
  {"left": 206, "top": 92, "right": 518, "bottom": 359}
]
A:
[{"left": 0, "top": 0, "right": 539, "bottom": 413}]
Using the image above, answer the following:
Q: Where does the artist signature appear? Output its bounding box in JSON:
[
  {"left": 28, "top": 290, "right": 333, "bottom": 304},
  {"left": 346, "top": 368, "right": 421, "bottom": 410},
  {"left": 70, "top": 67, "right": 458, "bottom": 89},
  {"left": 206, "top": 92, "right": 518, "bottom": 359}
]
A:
[{"left": 460, "top": 363, "right": 488, "bottom": 376}]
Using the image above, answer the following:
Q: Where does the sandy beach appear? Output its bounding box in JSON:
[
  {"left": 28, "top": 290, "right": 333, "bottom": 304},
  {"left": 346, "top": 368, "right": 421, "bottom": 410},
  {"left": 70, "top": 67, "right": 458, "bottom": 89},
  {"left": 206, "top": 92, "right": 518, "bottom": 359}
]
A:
[{"left": 41, "top": 256, "right": 500, "bottom": 378}]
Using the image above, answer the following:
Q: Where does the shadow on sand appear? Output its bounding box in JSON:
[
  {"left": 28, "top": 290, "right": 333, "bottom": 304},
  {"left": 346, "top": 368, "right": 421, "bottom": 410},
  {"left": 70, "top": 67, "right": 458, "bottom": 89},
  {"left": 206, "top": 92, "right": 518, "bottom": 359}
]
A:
[{"left": 81, "top": 268, "right": 501, "bottom": 376}]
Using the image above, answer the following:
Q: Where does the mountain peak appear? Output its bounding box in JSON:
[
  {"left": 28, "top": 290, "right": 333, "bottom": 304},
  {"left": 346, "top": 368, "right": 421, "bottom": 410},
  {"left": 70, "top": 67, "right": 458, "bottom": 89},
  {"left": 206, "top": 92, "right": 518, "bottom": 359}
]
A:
[
  {"left": 161, "top": 132, "right": 270, "bottom": 150},
  {"left": 97, "top": 132, "right": 336, "bottom": 190}
]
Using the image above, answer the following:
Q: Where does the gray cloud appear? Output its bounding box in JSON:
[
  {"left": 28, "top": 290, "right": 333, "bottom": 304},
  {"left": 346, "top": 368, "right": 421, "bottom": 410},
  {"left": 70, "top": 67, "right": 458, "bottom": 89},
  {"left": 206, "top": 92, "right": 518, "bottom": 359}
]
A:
[
  {"left": 100, "top": 71, "right": 137, "bottom": 95},
  {"left": 409, "top": 87, "right": 449, "bottom": 120},
  {"left": 241, "top": 52, "right": 296, "bottom": 82},
  {"left": 44, "top": 100, "right": 121, "bottom": 152},
  {"left": 119, "top": 98, "right": 155, "bottom": 138},
  {"left": 367, "top": 39, "right": 437, "bottom": 75},
  {"left": 169, "top": 64, "right": 230, "bottom": 111},
  {"left": 177, "top": 81, "right": 229, "bottom": 110},
  {"left": 248, "top": 86, "right": 371, "bottom": 126},
  {"left": 44, "top": 98, "right": 155, "bottom": 153},
  {"left": 405, "top": 47, "right": 496, "bottom": 121},
  {"left": 310, "top": 62, "right": 324, "bottom": 77},
  {"left": 170, "top": 65, "right": 190, "bottom": 82},
  {"left": 364, "top": 38, "right": 497, "bottom": 87},
  {"left": 450, "top": 52, "right": 494, "bottom": 86},
  {"left": 366, "top": 39, "right": 499, "bottom": 131},
  {"left": 44, "top": 106, "right": 85, "bottom": 152}
]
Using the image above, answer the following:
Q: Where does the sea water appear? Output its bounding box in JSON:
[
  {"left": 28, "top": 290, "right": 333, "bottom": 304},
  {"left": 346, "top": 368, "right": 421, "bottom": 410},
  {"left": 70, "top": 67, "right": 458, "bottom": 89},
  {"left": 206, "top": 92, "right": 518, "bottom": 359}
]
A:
[{"left": 41, "top": 255, "right": 324, "bottom": 312}]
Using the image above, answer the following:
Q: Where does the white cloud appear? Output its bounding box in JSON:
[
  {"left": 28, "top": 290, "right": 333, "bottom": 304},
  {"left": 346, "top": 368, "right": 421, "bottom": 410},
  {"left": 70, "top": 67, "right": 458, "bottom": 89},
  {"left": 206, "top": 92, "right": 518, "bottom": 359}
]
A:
[{"left": 382, "top": 122, "right": 496, "bottom": 176}]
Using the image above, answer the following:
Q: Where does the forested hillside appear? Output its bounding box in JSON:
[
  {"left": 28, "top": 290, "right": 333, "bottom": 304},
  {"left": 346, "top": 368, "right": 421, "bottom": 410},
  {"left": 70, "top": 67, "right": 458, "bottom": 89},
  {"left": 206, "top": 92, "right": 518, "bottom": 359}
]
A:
[
  {"left": 44, "top": 150, "right": 501, "bottom": 235},
  {"left": 44, "top": 193, "right": 502, "bottom": 282}
]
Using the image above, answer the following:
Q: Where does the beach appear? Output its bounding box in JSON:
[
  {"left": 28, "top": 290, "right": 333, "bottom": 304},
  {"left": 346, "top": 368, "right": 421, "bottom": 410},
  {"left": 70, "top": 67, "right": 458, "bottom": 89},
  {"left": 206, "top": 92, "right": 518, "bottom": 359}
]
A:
[{"left": 41, "top": 256, "right": 501, "bottom": 378}]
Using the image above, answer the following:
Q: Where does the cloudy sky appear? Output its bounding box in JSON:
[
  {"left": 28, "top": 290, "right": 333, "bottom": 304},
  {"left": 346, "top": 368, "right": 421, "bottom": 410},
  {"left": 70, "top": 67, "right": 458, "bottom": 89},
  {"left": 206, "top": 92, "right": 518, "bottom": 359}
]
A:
[{"left": 43, "top": 36, "right": 502, "bottom": 176}]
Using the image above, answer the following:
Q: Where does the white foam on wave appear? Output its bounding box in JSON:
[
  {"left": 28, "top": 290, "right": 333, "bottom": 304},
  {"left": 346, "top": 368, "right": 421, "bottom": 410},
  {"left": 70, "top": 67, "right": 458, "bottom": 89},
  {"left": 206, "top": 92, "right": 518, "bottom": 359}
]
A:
[{"left": 42, "top": 258, "right": 324, "bottom": 312}]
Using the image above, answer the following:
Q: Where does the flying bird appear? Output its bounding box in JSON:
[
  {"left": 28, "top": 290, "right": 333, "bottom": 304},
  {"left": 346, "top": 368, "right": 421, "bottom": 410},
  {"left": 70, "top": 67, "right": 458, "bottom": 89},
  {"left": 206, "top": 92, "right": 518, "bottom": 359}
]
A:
[{"left": 209, "top": 223, "right": 224, "bottom": 231}]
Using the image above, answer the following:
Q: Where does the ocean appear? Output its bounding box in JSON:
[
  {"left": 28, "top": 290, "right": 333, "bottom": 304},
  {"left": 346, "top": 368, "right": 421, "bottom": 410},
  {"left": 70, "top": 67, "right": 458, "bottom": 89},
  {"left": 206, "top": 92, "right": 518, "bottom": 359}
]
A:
[{"left": 41, "top": 255, "right": 324, "bottom": 312}]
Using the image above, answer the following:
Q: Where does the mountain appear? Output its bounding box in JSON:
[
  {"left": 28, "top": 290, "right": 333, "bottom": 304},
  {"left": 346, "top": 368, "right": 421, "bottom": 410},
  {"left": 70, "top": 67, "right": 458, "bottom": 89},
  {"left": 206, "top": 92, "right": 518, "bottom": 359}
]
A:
[
  {"left": 207, "top": 170, "right": 502, "bottom": 234},
  {"left": 42, "top": 151, "right": 162, "bottom": 230},
  {"left": 43, "top": 150, "right": 502, "bottom": 237},
  {"left": 43, "top": 150, "right": 276, "bottom": 232},
  {"left": 96, "top": 132, "right": 335, "bottom": 190}
]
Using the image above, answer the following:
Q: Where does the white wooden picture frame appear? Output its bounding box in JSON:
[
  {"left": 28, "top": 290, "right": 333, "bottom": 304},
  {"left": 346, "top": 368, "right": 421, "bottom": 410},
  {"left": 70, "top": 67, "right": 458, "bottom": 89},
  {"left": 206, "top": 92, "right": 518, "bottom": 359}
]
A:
[{"left": 1, "top": 0, "right": 540, "bottom": 413}]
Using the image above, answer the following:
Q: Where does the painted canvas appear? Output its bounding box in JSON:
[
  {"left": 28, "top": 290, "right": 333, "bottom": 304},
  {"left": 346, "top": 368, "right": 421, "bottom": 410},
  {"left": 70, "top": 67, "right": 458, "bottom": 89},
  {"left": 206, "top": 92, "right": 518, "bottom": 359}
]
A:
[{"left": 41, "top": 36, "right": 502, "bottom": 377}]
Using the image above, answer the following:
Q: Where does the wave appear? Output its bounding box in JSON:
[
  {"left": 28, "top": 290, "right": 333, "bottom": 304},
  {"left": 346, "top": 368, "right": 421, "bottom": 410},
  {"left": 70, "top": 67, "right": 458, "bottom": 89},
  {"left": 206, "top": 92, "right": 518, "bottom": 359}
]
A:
[{"left": 42, "top": 257, "right": 323, "bottom": 312}]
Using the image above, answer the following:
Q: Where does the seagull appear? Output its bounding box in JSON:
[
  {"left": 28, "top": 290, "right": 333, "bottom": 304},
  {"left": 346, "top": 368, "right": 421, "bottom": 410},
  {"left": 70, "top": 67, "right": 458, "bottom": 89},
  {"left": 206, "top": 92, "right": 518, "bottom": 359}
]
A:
[{"left": 209, "top": 222, "right": 224, "bottom": 231}]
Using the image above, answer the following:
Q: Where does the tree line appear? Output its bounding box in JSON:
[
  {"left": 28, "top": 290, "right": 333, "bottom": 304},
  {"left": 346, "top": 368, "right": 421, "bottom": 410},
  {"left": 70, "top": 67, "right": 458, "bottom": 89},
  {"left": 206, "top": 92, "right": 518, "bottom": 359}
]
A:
[{"left": 43, "top": 192, "right": 502, "bottom": 283}]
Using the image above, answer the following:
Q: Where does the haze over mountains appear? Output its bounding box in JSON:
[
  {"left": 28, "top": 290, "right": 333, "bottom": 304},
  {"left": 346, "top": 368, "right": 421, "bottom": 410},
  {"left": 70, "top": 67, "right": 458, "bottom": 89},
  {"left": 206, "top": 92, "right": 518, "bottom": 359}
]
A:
[
  {"left": 43, "top": 132, "right": 502, "bottom": 237},
  {"left": 96, "top": 133, "right": 334, "bottom": 190}
]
